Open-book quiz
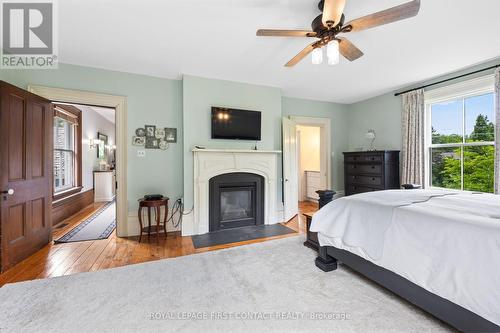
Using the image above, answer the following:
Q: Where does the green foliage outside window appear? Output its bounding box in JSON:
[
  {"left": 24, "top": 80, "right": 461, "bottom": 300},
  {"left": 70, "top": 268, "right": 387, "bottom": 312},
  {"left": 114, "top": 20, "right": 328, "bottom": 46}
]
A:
[{"left": 431, "top": 114, "right": 495, "bottom": 193}]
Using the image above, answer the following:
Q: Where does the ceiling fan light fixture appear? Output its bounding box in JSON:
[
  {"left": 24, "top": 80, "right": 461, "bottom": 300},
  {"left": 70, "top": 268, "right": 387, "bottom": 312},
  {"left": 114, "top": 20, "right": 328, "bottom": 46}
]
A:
[
  {"left": 311, "top": 47, "right": 323, "bottom": 65},
  {"left": 327, "top": 40, "right": 340, "bottom": 65}
]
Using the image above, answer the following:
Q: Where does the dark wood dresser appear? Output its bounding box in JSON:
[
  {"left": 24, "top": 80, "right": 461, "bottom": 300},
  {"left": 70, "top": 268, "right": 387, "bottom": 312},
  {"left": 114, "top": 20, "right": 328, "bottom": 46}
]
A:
[{"left": 344, "top": 151, "right": 400, "bottom": 196}]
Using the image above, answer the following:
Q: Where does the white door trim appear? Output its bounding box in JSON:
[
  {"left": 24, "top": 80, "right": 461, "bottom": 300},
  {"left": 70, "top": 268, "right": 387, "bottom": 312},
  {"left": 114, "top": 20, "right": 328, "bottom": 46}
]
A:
[
  {"left": 27, "top": 85, "right": 128, "bottom": 237},
  {"left": 290, "top": 116, "right": 332, "bottom": 190}
]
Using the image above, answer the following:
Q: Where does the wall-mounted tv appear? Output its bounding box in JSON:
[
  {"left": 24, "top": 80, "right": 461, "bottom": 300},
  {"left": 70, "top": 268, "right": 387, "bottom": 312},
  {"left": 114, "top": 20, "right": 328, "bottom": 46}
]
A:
[{"left": 211, "top": 107, "right": 261, "bottom": 141}]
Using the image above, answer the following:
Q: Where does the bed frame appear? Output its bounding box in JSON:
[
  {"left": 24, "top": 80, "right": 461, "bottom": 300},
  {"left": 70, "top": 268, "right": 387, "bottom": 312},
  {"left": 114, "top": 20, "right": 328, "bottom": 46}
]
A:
[{"left": 316, "top": 246, "right": 500, "bottom": 333}]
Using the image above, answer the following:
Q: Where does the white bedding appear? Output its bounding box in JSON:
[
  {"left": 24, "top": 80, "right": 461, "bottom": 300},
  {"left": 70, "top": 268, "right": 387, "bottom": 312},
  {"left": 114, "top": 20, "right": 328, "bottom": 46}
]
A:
[{"left": 310, "top": 190, "right": 500, "bottom": 326}]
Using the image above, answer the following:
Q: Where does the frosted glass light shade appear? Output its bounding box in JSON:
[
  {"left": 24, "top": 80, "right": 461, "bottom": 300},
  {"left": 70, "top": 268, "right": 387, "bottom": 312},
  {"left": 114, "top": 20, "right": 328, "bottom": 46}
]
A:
[
  {"left": 327, "top": 40, "right": 340, "bottom": 65},
  {"left": 311, "top": 48, "right": 323, "bottom": 65}
]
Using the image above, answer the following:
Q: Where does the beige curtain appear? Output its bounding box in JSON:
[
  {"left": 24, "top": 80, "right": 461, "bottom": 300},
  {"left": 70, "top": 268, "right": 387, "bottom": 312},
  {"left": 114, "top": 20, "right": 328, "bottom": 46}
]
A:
[
  {"left": 495, "top": 68, "right": 500, "bottom": 194},
  {"left": 401, "top": 89, "right": 425, "bottom": 187}
]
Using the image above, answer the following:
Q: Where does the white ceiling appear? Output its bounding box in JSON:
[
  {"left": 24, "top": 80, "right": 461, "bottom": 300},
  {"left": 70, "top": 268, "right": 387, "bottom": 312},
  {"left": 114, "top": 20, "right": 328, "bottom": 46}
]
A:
[
  {"left": 59, "top": 0, "right": 500, "bottom": 104},
  {"left": 79, "top": 105, "right": 115, "bottom": 124}
]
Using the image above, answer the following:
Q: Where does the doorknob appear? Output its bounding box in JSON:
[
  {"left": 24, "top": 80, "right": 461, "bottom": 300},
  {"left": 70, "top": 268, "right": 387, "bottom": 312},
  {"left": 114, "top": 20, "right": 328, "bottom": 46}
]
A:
[
  {"left": 1, "top": 189, "right": 14, "bottom": 195},
  {"left": 285, "top": 179, "right": 289, "bottom": 182}
]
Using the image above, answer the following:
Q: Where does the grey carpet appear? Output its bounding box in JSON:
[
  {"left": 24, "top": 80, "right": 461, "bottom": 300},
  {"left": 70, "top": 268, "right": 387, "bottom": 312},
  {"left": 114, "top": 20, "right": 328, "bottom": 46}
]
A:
[
  {"left": 0, "top": 236, "right": 453, "bottom": 333},
  {"left": 54, "top": 201, "right": 116, "bottom": 243},
  {"left": 191, "top": 224, "right": 296, "bottom": 248}
]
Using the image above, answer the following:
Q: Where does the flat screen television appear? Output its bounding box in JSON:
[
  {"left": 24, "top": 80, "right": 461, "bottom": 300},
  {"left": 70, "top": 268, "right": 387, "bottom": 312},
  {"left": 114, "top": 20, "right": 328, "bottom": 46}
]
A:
[{"left": 211, "top": 107, "right": 261, "bottom": 140}]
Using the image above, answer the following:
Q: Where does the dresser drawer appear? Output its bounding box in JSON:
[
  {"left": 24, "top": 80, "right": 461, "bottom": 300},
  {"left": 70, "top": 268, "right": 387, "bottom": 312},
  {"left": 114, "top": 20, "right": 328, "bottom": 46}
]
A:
[
  {"left": 346, "top": 175, "right": 383, "bottom": 186},
  {"left": 346, "top": 163, "right": 382, "bottom": 175},
  {"left": 346, "top": 184, "right": 380, "bottom": 195},
  {"left": 345, "top": 154, "right": 383, "bottom": 163}
]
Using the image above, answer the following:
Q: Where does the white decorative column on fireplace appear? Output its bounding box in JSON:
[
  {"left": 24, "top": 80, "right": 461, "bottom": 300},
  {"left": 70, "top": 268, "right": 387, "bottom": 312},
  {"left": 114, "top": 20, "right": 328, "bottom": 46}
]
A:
[{"left": 188, "top": 148, "right": 281, "bottom": 236}]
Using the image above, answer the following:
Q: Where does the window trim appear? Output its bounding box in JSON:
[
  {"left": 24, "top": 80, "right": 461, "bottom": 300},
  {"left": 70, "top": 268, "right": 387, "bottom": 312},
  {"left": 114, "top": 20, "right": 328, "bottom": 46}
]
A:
[
  {"left": 53, "top": 104, "right": 82, "bottom": 201},
  {"left": 424, "top": 75, "right": 495, "bottom": 190}
]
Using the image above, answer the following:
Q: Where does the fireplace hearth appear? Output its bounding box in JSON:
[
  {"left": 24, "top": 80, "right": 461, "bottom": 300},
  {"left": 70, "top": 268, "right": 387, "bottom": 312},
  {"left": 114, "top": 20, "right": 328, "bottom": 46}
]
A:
[{"left": 209, "top": 173, "right": 264, "bottom": 232}]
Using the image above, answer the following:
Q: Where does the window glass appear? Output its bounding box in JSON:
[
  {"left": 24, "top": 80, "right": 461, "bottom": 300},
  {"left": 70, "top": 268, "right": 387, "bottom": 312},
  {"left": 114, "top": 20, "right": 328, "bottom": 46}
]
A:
[
  {"left": 465, "top": 93, "right": 495, "bottom": 143},
  {"left": 431, "top": 147, "right": 461, "bottom": 190},
  {"left": 431, "top": 99, "right": 463, "bottom": 144}
]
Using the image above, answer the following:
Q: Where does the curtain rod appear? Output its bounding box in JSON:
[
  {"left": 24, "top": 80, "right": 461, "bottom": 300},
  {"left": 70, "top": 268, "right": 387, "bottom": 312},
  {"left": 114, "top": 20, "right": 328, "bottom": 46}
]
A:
[{"left": 394, "top": 64, "right": 499, "bottom": 97}]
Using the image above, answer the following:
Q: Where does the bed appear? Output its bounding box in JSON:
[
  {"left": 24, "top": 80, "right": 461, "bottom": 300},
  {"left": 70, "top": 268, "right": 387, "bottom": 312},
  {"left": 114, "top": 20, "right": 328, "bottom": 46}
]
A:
[{"left": 310, "top": 190, "right": 500, "bottom": 332}]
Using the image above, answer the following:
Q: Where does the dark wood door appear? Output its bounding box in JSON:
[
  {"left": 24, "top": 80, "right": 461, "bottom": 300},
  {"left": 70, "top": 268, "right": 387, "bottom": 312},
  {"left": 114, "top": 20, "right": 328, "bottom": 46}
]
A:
[{"left": 0, "top": 81, "right": 53, "bottom": 272}]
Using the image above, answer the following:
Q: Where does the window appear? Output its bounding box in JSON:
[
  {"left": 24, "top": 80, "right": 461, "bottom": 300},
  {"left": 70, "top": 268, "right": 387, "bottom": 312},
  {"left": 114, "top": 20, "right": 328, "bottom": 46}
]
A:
[
  {"left": 53, "top": 104, "right": 82, "bottom": 200},
  {"left": 426, "top": 76, "right": 495, "bottom": 193}
]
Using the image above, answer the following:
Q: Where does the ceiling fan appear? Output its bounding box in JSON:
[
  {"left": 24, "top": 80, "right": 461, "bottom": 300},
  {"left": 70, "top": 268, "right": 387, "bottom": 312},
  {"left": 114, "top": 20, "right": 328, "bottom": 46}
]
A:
[{"left": 256, "top": 0, "right": 421, "bottom": 67}]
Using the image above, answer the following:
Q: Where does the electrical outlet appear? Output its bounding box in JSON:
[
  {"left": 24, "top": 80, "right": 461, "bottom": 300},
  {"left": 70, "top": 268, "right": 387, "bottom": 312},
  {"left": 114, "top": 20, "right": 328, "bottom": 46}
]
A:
[{"left": 137, "top": 150, "right": 146, "bottom": 157}]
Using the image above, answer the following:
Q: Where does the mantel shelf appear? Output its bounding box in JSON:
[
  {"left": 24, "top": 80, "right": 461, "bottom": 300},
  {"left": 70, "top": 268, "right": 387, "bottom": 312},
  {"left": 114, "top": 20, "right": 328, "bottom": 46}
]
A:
[{"left": 192, "top": 148, "right": 282, "bottom": 154}]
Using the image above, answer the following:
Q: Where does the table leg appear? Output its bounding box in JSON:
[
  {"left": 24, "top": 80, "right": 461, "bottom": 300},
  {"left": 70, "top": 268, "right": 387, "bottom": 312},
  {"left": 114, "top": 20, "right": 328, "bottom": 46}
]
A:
[
  {"left": 156, "top": 206, "right": 160, "bottom": 244},
  {"left": 147, "top": 207, "right": 151, "bottom": 241},
  {"left": 138, "top": 206, "right": 143, "bottom": 243},
  {"left": 163, "top": 203, "right": 168, "bottom": 238}
]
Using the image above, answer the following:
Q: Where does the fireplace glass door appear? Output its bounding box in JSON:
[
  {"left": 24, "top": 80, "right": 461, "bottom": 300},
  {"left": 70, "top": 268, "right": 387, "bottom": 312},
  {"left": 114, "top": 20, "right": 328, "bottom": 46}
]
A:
[{"left": 209, "top": 173, "right": 264, "bottom": 232}]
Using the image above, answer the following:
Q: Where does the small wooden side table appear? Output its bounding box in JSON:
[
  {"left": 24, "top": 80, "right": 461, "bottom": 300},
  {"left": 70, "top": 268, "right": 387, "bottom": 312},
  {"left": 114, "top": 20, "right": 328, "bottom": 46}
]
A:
[
  {"left": 138, "top": 197, "right": 169, "bottom": 243},
  {"left": 303, "top": 212, "right": 319, "bottom": 251}
]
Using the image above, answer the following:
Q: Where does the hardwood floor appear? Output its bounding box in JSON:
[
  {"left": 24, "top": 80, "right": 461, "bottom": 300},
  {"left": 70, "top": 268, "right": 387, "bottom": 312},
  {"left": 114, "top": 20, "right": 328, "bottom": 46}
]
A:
[{"left": 0, "top": 201, "right": 318, "bottom": 287}]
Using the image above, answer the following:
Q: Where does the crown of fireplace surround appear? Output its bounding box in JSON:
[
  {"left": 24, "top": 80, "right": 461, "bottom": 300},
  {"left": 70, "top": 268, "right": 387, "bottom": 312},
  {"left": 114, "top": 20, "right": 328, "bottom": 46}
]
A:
[{"left": 185, "top": 149, "right": 282, "bottom": 236}]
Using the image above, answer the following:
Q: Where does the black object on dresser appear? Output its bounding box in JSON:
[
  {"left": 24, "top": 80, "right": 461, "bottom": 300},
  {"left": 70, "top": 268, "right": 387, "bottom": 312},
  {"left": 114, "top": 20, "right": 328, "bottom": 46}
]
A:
[{"left": 344, "top": 151, "right": 400, "bottom": 196}]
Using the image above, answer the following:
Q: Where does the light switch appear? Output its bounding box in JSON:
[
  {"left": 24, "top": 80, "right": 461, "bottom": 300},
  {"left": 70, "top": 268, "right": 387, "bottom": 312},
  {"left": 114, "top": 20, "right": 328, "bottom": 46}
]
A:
[{"left": 137, "top": 150, "right": 146, "bottom": 157}]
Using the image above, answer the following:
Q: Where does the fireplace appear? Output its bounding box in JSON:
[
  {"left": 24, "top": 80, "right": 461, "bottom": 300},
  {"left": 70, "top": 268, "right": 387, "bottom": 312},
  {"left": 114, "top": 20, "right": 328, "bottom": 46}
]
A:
[{"left": 209, "top": 173, "right": 264, "bottom": 232}]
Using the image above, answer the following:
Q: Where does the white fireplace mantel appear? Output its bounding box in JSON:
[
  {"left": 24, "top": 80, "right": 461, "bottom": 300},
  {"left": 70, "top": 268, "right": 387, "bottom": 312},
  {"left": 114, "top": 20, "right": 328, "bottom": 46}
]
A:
[{"left": 185, "top": 148, "right": 282, "bottom": 236}]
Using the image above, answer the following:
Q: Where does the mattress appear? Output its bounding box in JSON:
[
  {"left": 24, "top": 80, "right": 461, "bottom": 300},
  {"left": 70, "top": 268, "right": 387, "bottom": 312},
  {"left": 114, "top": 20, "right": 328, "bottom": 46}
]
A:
[{"left": 310, "top": 190, "right": 500, "bottom": 326}]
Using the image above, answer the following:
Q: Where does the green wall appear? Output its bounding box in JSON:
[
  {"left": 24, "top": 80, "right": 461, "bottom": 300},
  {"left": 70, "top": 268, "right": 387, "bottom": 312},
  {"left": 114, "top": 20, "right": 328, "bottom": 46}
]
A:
[
  {"left": 282, "top": 96, "right": 349, "bottom": 192},
  {"left": 1, "top": 64, "right": 183, "bottom": 211},
  {"left": 182, "top": 75, "right": 283, "bottom": 209}
]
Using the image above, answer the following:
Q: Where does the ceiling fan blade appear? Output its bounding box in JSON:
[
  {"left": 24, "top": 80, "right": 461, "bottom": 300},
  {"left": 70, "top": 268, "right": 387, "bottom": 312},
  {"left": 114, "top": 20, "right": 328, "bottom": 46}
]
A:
[
  {"left": 338, "top": 37, "right": 364, "bottom": 61},
  {"left": 285, "top": 43, "right": 316, "bottom": 67},
  {"left": 256, "top": 29, "right": 317, "bottom": 37},
  {"left": 322, "top": 0, "right": 346, "bottom": 28},
  {"left": 344, "top": 0, "right": 420, "bottom": 32}
]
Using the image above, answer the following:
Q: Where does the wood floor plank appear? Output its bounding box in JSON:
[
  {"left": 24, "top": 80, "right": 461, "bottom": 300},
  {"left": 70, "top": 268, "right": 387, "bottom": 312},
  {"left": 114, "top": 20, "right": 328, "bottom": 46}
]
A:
[{"left": 0, "top": 201, "right": 317, "bottom": 287}]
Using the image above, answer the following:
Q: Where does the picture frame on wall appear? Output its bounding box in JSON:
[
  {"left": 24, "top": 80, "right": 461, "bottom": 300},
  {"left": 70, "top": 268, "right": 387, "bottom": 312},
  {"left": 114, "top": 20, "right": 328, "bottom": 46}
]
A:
[
  {"left": 97, "top": 132, "right": 108, "bottom": 159},
  {"left": 155, "top": 128, "right": 166, "bottom": 139},
  {"left": 145, "top": 125, "right": 156, "bottom": 138},
  {"left": 135, "top": 128, "right": 146, "bottom": 137},
  {"left": 132, "top": 136, "right": 145, "bottom": 146},
  {"left": 145, "top": 137, "right": 159, "bottom": 149},
  {"left": 165, "top": 128, "right": 177, "bottom": 143}
]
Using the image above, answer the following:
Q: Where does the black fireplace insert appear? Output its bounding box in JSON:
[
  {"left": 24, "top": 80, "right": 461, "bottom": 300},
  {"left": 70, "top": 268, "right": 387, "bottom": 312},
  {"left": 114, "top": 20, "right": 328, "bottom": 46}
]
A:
[{"left": 209, "top": 173, "right": 264, "bottom": 232}]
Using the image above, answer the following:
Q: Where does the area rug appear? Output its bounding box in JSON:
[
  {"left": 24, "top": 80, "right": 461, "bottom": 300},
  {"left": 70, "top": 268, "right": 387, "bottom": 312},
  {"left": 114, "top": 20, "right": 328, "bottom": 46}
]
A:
[
  {"left": 0, "top": 236, "right": 452, "bottom": 333},
  {"left": 191, "top": 224, "right": 296, "bottom": 248},
  {"left": 54, "top": 201, "right": 116, "bottom": 243}
]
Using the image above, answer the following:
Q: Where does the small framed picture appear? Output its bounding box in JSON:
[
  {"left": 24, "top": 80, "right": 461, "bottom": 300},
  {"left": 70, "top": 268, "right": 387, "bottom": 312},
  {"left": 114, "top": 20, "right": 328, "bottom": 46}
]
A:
[
  {"left": 145, "top": 137, "right": 159, "bottom": 149},
  {"left": 135, "top": 128, "right": 146, "bottom": 137},
  {"left": 145, "top": 125, "right": 156, "bottom": 138},
  {"left": 165, "top": 128, "right": 177, "bottom": 143},
  {"left": 132, "top": 136, "right": 145, "bottom": 146},
  {"left": 155, "top": 128, "right": 166, "bottom": 139},
  {"left": 159, "top": 140, "right": 168, "bottom": 150}
]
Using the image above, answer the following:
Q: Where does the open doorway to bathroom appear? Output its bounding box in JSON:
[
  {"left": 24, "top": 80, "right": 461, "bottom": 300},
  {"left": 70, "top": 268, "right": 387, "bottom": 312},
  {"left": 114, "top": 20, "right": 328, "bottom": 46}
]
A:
[
  {"left": 291, "top": 116, "right": 331, "bottom": 209},
  {"left": 52, "top": 103, "right": 117, "bottom": 243}
]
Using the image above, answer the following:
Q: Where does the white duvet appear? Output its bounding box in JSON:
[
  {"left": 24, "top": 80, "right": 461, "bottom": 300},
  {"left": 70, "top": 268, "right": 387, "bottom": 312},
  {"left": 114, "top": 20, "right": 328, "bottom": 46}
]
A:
[{"left": 310, "top": 190, "right": 500, "bottom": 326}]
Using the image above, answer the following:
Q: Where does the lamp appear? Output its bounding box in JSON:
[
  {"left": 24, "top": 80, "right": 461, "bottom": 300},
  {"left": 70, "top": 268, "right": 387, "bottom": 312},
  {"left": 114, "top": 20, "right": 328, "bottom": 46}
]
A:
[
  {"left": 365, "top": 129, "right": 376, "bottom": 151},
  {"left": 89, "top": 138, "right": 102, "bottom": 149},
  {"left": 311, "top": 47, "right": 323, "bottom": 65},
  {"left": 326, "top": 40, "right": 340, "bottom": 65}
]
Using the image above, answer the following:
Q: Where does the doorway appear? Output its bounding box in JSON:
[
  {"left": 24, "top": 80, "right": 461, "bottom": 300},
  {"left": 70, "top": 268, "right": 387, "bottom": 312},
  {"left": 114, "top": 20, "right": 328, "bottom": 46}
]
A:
[
  {"left": 51, "top": 103, "right": 117, "bottom": 243},
  {"left": 297, "top": 125, "right": 323, "bottom": 202},
  {"left": 289, "top": 116, "right": 331, "bottom": 207},
  {"left": 27, "top": 86, "right": 128, "bottom": 237}
]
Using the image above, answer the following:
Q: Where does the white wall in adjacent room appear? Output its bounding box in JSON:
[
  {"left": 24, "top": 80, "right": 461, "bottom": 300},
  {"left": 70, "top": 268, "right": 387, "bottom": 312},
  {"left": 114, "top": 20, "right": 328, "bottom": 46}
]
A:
[{"left": 80, "top": 105, "right": 116, "bottom": 192}]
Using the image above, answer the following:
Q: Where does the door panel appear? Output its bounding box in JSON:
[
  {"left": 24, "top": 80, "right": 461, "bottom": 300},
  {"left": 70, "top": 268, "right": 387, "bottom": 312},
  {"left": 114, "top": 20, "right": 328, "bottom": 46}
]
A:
[
  {"left": 8, "top": 95, "right": 25, "bottom": 181},
  {"left": 0, "top": 81, "right": 53, "bottom": 272},
  {"left": 282, "top": 117, "right": 298, "bottom": 221},
  {"left": 31, "top": 103, "right": 45, "bottom": 178}
]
